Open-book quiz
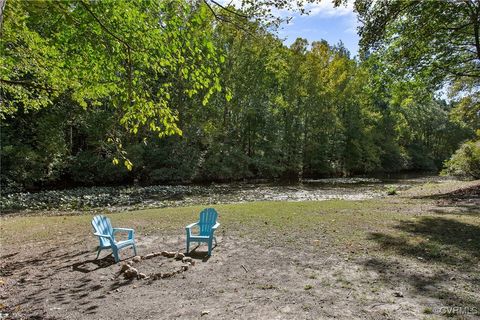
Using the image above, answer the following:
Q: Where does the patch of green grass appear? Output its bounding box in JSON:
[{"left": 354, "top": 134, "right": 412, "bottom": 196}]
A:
[
  {"left": 386, "top": 186, "right": 397, "bottom": 196},
  {"left": 304, "top": 284, "right": 313, "bottom": 290},
  {"left": 1, "top": 194, "right": 479, "bottom": 275},
  {"left": 0, "top": 200, "right": 393, "bottom": 246},
  {"left": 423, "top": 307, "right": 433, "bottom": 314},
  {"left": 369, "top": 214, "right": 480, "bottom": 268}
]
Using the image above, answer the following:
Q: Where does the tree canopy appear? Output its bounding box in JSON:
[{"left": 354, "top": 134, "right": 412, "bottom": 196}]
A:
[
  {"left": 354, "top": 0, "right": 480, "bottom": 85},
  {"left": 0, "top": 0, "right": 477, "bottom": 189},
  {"left": 1, "top": 0, "right": 223, "bottom": 135},
  {"left": 351, "top": 0, "right": 480, "bottom": 174}
]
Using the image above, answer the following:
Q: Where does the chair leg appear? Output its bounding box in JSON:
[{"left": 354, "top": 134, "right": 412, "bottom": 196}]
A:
[
  {"left": 133, "top": 243, "right": 137, "bottom": 256},
  {"left": 95, "top": 248, "right": 102, "bottom": 260},
  {"left": 112, "top": 248, "right": 120, "bottom": 263},
  {"left": 186, "top": 240, "right": 190, "bottom": 254},
  {"left": 208, "top": 239, "right": 213, "bottom": 256}
]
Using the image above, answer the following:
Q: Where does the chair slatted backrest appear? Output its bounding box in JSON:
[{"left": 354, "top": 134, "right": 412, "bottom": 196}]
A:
[
  {"left": 199, "top": 208, "right": 218, "bottom": 236},
  {"left": 92, "top": 215, "right": 113, "bottom": 247}
]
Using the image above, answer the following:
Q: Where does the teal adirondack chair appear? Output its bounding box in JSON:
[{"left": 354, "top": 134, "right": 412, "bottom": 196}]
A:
[
  {"left": 91, "top": 215, "right": 137, "bottom": 263},
  {"left": 186, "top": 208, "right": 220, "bottom": 256}
]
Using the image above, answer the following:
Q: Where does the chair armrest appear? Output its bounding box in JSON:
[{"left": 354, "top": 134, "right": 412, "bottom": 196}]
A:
[
  {"left": 113, "top": 228, "right": 134, "bottom": 240},
  {"left": 94, "top": 233, "right": 114, "bottom": 241},
  {"left": 186, "top": 222, "right": 199, "bottom": 237},
  {"left": 113, "top": 228, "right": 134, "bottom": 233},
  {"left": 185, "top": 222, "right": 199, "bottom": 230},
  {"left": 212, "top": 222, "right": 220, "bottom": 230}
]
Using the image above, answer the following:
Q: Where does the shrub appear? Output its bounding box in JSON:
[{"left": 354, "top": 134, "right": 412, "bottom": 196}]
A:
[
  {"left": 442, "top": 140, "right": 480, "bottom": 179},
  {"left": 386, "top": 186, "right": 397, "bottom": 195}
]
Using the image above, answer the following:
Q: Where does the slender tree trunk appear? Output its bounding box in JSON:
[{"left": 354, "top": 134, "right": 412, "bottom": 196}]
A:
[
  {"left": 302, "top": 110, "right": 308, "bottom": 177},
  {"left": 0, "top": 0, "right": 6, "bottom": 33},
  {"left": 473, "top": 10, "right": 480, "bottom": 60},
  {"left": 70, "top": 125, "right": 73, "bottom": 154},
  {"left": 465, "top": 0, "right": 480, "bottom": 60}
]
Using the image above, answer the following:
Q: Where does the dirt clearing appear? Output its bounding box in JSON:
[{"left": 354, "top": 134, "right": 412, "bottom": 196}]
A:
[{"left": 1, "top": 181, "right": 479, "bottom": 319}]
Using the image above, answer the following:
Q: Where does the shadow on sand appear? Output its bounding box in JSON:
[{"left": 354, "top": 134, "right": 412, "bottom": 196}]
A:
[
  {"left": 362, "top": 216, "right": 480, "bottom": 316},
  {"left": 70, "top": 254, "right": 117, "bottom": 273}
]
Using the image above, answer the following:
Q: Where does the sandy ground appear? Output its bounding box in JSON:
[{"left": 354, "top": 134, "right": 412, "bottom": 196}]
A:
[
  {"left": 1, "top": 233, "right": 479, "bottom": 319},
  {"left": 0, "top": 183, "right": 479, "bottom": 319}
]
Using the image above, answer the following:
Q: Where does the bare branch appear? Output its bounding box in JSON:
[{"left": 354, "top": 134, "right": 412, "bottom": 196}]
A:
[
  {"left": 202, "top": 0, "right": 255, "bottom": 36},
  {"left": 209, "top": 0, "right": 248, "bottom": 19}
]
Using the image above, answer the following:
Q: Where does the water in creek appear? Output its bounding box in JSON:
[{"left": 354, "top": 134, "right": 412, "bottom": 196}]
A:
[
  {"left": 148, "top": 173, "right": 451, "bottom": 205},
  {"left": 2, "top": 173, "right": 454, "bottom": 212}
]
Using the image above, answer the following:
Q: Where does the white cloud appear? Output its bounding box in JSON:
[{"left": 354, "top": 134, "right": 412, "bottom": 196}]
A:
[
  {"left": 216, "top": 0, "right": 359, "bottom": 36},
  {"left": 216, "top": 0, "right": 242, "bottom": 6},
  {"left": 307, "top": 1, "right": 354, "bottom": 17},
  {"left": 217, "top": 0, "right": 355, "bottom": 18},
  {"left": 271, "top": 0, "right": 355, "bottom": 18}
]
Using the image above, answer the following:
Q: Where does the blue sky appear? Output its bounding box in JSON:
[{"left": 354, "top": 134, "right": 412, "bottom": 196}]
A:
[
  {"left": 276, "top": 2, "right": 360, "bottom": 56},
  {"left": 217, "top": 0, "right": 360, "bottom": 57}
]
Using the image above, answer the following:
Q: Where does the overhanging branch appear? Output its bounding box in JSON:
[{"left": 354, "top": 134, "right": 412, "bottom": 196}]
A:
[{"left": 0, "top": 78, "right": 56, "bottom": 93}]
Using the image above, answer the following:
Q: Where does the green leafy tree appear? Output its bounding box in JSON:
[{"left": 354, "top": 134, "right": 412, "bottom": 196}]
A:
[
  {"left": 1, "top": 0, "right": 222, "bottom": 145},
  {"left": 1, "top": 0, "right": 473, "bottom": 189},
  {"left": 442, "top": 139, "right": 480, "bottom": 179},
  {"left": 354, "top": 0, "right": 480, "bottom": 84}
]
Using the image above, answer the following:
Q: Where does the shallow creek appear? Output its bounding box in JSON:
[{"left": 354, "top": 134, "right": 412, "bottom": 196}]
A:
[{"left": 1, "top": 173, "right": 454, "bottom": 213}]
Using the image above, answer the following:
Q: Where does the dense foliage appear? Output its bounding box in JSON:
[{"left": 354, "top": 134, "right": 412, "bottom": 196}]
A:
[
  {"left": 351, "top": 0, "right": 480, "bottom": 178},
  {"left": 442, "top": 139, "right": 480, "bottom": 179},
  {"left": 355, "top": 0, "right": 480, "bottom": 82},
  {"left": 1, "top": 0, "right": 476, "bottom": 191}
]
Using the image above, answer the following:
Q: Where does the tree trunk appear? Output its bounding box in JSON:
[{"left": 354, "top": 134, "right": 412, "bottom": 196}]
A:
[{"left": 0, "top": 0, "right": 6, "bottom": 32}]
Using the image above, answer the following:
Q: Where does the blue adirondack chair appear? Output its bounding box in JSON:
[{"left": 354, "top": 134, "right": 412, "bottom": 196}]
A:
[
  {"left": 91, "top": 215, "right": 137, "bottom": 263},
  {"left": 185, "top": 208, "right": 220, "bottom": 256}
]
